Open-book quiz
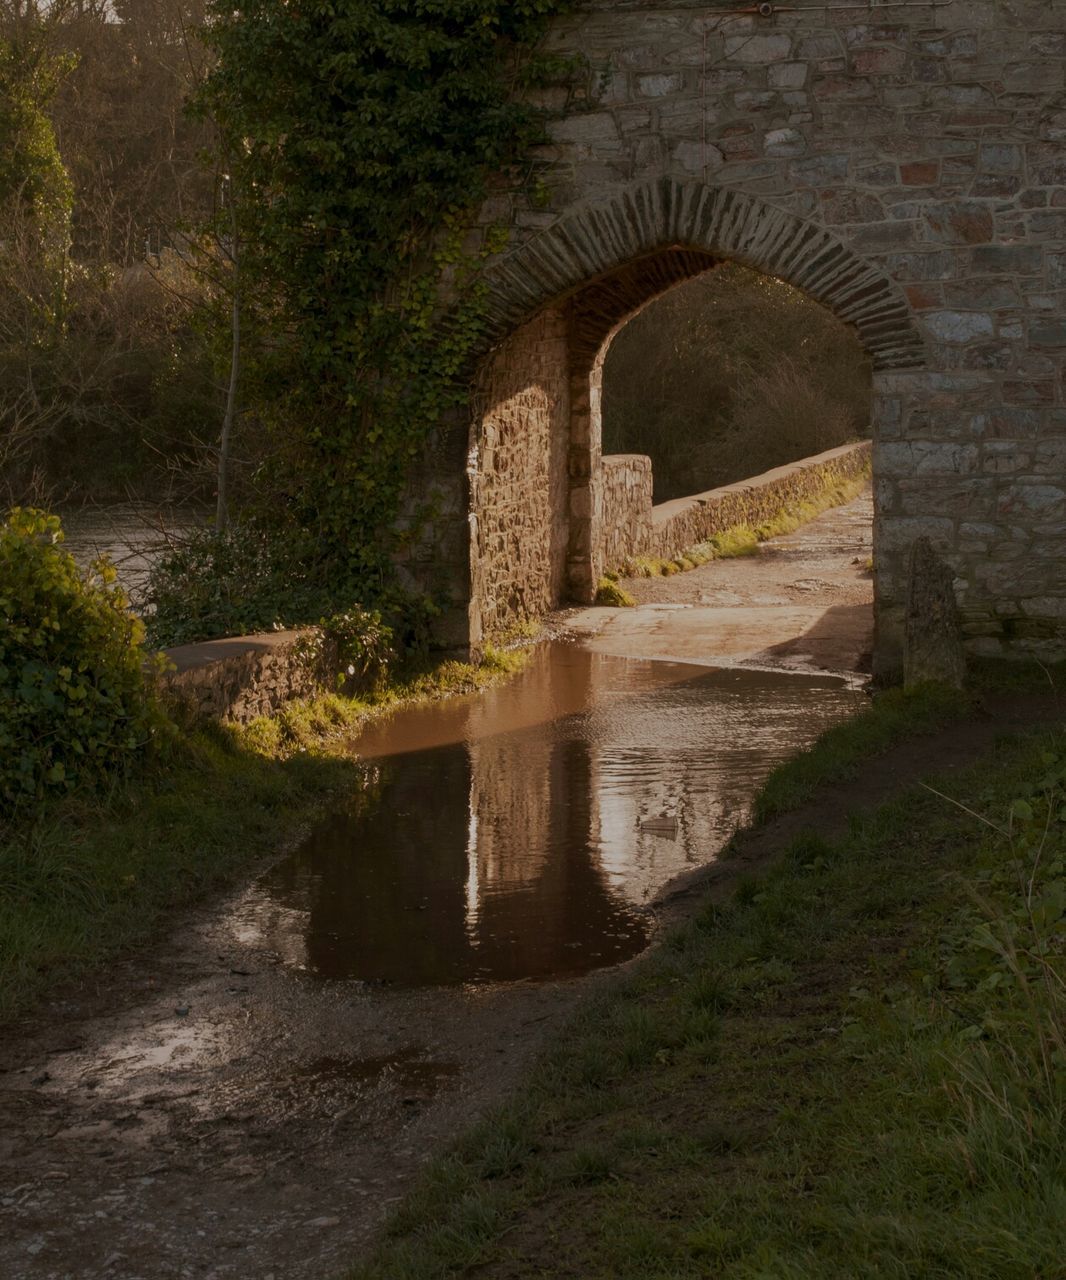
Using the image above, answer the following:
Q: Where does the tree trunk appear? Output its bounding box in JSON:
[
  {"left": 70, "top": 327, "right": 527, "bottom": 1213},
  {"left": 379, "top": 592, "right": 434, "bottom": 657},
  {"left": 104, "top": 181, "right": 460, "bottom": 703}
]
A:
[{"left": 216, "top": 194, "right": 239, "bottom": 532}]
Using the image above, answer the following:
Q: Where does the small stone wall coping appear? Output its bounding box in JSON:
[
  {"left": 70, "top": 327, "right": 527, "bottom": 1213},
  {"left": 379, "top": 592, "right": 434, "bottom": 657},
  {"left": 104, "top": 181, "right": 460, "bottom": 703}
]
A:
[{"left": 160, "top": 628, "right": 339, "bottom": 725}]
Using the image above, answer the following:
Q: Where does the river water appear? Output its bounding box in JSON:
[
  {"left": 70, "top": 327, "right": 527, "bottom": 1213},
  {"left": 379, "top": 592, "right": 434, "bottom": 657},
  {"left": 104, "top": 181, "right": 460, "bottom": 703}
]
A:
[
  {"left": 59, "top": 504, "right": 208, "bottom": 608},
  {"left": 234, "top": 643, "right": 862, "bottom": 987}
]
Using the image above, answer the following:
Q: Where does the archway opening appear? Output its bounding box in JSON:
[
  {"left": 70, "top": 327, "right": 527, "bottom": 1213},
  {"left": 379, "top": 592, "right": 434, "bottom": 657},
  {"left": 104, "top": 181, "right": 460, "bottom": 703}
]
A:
[
  {"left": 601, "top": 263, "right": 872, "bottom": 506},
  {"left": 467, "top": 247, "right": 878, "bottom": 649},
  {"left": 466, "top": 181, "right": 925, "bottom": 659}
]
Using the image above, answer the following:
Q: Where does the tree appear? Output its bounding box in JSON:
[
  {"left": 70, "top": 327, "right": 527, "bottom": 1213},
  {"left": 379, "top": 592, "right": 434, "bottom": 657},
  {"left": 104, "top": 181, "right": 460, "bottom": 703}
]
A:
[{"left": 0, "top": 23, "right": 75, "bottom": 327}]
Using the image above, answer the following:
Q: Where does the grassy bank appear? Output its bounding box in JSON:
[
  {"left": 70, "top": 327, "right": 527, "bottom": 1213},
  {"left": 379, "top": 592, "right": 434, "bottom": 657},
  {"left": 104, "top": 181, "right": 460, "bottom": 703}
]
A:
[
  {"left": 350, "top": 691, "right": 1064, "bottom": 1279},
  {"left": 0, "top": 645, "right": 530, "bottom": 1025}
]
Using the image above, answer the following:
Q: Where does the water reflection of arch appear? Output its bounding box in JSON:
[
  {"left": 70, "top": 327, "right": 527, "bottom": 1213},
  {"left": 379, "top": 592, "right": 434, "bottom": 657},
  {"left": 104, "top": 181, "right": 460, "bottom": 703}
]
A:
[
  {"left": 246, "top": 656, "right": 860, "bottom": 987},
  {"left": 255, "top": 724, "right": 647, "bottom": 985}
]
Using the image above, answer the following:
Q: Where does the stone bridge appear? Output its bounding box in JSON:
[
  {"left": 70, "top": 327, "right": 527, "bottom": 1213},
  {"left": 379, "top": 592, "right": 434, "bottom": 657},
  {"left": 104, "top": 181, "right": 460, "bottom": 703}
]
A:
[{"left": 397, "top": 0, "right": 1066, "bottom": 679}]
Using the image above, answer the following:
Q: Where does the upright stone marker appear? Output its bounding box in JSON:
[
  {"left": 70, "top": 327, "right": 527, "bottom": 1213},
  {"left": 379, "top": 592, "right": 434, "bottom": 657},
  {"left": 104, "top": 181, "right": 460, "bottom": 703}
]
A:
[{"left": 904, "top": 537, "right": 965, "bottom": 689}]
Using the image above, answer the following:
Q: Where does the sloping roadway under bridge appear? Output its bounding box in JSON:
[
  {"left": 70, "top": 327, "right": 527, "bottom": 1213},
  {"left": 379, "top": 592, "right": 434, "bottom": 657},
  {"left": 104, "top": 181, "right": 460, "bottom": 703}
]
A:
[{"left": 565, "top": 489, "right": 874, "bottom": 684}]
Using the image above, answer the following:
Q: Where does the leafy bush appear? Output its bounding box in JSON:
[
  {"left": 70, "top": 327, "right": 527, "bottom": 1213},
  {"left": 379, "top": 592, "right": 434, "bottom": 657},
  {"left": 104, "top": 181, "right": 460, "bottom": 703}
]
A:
[
  {"left": 295, "top": 608, "right": 396, "bottom": 693},
  {"left": 145, "top": 522, "right": 316, "bottom": 648},
  {"left": 0, "top": 508, "right": 160, "bottom": 817},
  {"left": 147, "top": 520, "right": 438, "bottom": 663}
]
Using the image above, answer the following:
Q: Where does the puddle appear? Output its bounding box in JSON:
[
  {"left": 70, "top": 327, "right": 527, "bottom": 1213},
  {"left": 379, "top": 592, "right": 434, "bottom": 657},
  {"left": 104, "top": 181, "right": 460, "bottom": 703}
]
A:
[
  {"left": 278, "top": 1052, "right": 460, "bottom": 1113},
  {"left": 235, "top": 644, "right": 862, "bottom": 986}
]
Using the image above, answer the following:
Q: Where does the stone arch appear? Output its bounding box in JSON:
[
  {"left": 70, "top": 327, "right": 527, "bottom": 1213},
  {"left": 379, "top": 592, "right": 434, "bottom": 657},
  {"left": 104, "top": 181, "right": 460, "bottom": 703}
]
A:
[
  {"left": 479, "top": 178, "right": 925, "bottom": 371},
  {"left": 467, "top": 178, "right": 925, "bottom": 649}
]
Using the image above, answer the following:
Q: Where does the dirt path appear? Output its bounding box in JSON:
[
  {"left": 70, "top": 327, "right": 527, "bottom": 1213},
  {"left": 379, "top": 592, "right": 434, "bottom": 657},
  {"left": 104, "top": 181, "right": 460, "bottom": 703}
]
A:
[
  {"left": 0, "top": 901, "right": 592, "bottom": 1279},
  {"left": 567, "top": 490, "right": 873, "bottom": 679}
]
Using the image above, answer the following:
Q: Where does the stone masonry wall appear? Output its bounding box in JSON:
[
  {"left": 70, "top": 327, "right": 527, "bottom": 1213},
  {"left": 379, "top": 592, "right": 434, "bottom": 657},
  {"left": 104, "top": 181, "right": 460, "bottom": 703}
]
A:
[
  {"left": 468, "top": 307, "right": 570, "bottom": 645},
  {"left": 161, "top": 630, "right": 336, "bottom": 725},
  {"left": 462, "top": 0, "right": 1066, "bottom": 676},
  {"left": 597, "top": 442, "right": 870, "bottom": 572},
  {"left": 601, "top": 454, "right": 654, "bottom": 571},
  {"left": 649, "top": 440, "right": 871, "bottom": 562}
]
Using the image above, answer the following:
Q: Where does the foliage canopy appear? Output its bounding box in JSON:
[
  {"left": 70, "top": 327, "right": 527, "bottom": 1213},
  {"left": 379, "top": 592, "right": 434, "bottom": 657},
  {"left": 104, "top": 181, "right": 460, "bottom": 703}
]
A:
[
  {"left": 156, "top": 0, "right": 572, "bottom": 643},
  {"left": 0, "top": 29, "right": 74, "bottom": 315}
]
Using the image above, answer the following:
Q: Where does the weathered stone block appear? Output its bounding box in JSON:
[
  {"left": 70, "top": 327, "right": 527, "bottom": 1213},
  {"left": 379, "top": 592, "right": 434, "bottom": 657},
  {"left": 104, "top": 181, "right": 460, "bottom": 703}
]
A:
[
  {"left": 901, "top": 160, "right": 939, "bottom": 185},
  {"left": 787, "top": 152, "right": 849, "bottom": 185},
  {"left": 923, "top": 201, "right": 995, "bottom": 244},
  {"left": 820, "top": 189, "right": 885, "bottom": 223},
  {"left": 769, "top": 62, "right": 808, "bottom": 89},
  {"left": 1030, "top": 319, "right": 1066, "bottom": 347},
  {"left": 673, "top": 140, "right": 724, "bottom": 174},
  {"left": 969, "top": 244, "right": 1044, "bottom": 274},
  {"left": 904, "top": 537, "right": 966, "bottom": 688},
  {"left": 764, "top": 128, "right": 807, "bottom": 158},
  {"left": 884, "top": 250, "right": 956, "bottom": 281},
  {"left": 638, "top": 72, "right": 683, "bottom": 98},
  {"left": 726, "top": 34, "right": 792, "bottom": 64},
  {"left": 922, "top": 310, "right": 995, "bottom": 343}
]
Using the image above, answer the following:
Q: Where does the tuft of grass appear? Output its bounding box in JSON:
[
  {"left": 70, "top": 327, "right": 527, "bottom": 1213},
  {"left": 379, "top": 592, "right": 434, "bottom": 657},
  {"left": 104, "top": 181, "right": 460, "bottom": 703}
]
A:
[
  {"left": 595, "top": 577, "right": 637, "bottom": 607},
  {"left": 348, "top": 725, "right": 1066, "bottom": 1280},
  {"left": 239, "top": 644, "right": 533, "bottom": 757}
]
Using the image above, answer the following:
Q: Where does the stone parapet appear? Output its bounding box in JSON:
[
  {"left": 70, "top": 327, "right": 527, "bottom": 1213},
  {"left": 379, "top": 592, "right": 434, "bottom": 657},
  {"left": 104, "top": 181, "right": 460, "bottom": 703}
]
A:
[
  {"left": 159, "top": 629, "right": 338, "bottom": 725},
  {"left": 601, "top": 454, "right": 654, "bottom": 571},
  {"left": 650, "top": 442, "right": 871, "bottom": 562},
  {"left": 599, "top": 441, "right": 871, "bottom": 572}
]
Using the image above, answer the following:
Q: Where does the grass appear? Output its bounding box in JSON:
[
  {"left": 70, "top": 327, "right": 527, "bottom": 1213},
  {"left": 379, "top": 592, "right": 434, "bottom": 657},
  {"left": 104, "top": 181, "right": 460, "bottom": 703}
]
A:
[
  {"left": 613, "top": 469, "right": 869, "bottom": 582},
  {"left": 349, "top": 711, "right": 1066, "bottom": 1280},
  {"left": 753, "top": 680, "right": 971, "bottom": 821},
  {"left": 594, "top": 577, "right": 637, "bottom": 608},
  {"left": 969, "top": 655, "right": 1066, "bottom": 695},
  {"left": 0, "top": 642, "right": 534, "bottom": 1024},
  {"left": 239, "top": 642, "right": 531, "bottom": 756}
]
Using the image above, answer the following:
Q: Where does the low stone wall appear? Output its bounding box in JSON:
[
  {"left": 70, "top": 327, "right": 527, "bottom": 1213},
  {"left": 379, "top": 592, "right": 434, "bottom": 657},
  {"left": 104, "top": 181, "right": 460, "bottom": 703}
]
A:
[
  {"left": 598, "top": 442, "right": 871, "bottom": 574},
  {"left": 160, "top": 629, "right": 338, "bottom": 725},
  {"left": 648, "top": 442, "right": 871, "bottom": 565},
  {"left": 601, "top": 454, "right": 654, "bottom": 573}
]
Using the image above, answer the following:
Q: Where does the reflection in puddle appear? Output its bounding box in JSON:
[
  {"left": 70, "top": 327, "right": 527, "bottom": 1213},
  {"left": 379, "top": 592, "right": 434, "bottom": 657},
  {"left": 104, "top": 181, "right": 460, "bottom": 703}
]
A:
[{"left": 236, "top": 645, "right": 861, "bottom": 986}]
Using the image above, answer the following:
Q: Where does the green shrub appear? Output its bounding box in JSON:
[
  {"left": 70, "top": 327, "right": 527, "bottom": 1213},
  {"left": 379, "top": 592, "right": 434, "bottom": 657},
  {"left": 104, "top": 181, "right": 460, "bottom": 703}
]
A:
[
  {"left": 294, "top": 608, "right": 396, "bottom": 693},
  {"left": 146, "top": 521, "right": 438, "bottom": 659},
  {"left": 0, "top": 508, "right": 160, "bottom": 817},
  {"left": 146, "top": 522, "right": 312, "bottom": 648}
]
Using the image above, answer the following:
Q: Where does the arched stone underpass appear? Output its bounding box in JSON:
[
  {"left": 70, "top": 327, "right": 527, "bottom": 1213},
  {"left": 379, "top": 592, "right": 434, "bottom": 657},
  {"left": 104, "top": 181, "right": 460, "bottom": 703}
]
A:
[
  {"left": 395, "top": 2, "right": 1066, "bottom": 680},
  {"left": 467, "top": 178, "right": 921, "bottom": 664}
]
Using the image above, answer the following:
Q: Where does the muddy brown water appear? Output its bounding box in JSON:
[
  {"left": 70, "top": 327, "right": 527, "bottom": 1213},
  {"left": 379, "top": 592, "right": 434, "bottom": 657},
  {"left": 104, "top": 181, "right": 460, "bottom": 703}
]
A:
[
  {"left": 235, "top": 643, "right": 861, "bottom": 987},
  {"left": 0, "top": 643, "right": 864, "bottom": 1280}
]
